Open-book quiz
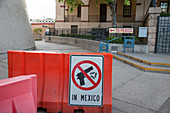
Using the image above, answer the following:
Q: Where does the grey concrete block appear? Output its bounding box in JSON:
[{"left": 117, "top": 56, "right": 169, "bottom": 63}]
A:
[
  {"left": 0, "top": 67, "right": 8, "bottom": 80},
  {"left": 0, "top": 0, "right": 35, "bottom": 53}
]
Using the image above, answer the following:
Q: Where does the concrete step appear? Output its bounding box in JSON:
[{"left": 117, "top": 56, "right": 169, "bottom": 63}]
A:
[
  {"left": 117, "top": 52, "right": 170, "bottom": 68},
  {"left": 113, "top": 53, "right": 170, "bottom": 74}
]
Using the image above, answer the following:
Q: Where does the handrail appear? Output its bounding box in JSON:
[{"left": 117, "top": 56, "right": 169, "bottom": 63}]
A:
[
  {"left": 107, "top": 37, "right": 122, "bottom": 43},
  {"left": 100, "top": 36, "right": 135, "bottom": 43},
  {"left": 99, "top": 37, "right": 122, "bottom": 43},
  {"left": 99, "top": 36, "right": 135, "bottom": 53}
]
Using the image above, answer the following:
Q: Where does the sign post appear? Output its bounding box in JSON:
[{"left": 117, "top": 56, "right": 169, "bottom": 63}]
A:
[
  {"left": 69, "top": 55, "right": 104, "bottom": 107},
  {"left": 109, "top": 28, "right": 133, "bottom": 33}
]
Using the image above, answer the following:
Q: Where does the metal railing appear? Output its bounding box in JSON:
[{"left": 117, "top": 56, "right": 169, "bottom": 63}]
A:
[
  {"left": 47, "top": 27, "right": 147, "bottom": 45},
  {"left": 117, "top": 15, "right": 136, "bottom": 22},
  {"left": 65, "top": 15, "right": 100, "bottom": 22},
  {"left": 65, "top": 15, "right": 81, "bottom": 22},
  {"left": 49, "top": 28, "right": 93, "bottom": 36},
  {"left": 65, "top": 15, "right": 136, "bottom": 22}
]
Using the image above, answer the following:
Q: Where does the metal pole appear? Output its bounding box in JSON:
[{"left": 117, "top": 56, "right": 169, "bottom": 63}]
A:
[
  {"left": 112, "top": 0, "right": 117, "bottom": 27},
  {"left": 152, "top": 0, "right": 156, "bottom": 7}
]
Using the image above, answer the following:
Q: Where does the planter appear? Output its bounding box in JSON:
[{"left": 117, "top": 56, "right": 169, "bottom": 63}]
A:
[{"left": 34, "top": 34, "right": 42, "bottom": 41}]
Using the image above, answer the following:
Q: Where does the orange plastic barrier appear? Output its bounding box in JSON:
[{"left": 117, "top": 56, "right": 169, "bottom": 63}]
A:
[
  {"left": 0, "top": 74, "right": 37, "bottom": 113},
  {"left": 8, "top": 50, "right": 112, "bottom": 113}
]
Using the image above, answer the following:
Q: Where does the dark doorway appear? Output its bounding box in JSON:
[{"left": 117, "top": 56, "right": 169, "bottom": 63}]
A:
[{"left": 100, "top": 4, "right": 107, "bottom": 22}]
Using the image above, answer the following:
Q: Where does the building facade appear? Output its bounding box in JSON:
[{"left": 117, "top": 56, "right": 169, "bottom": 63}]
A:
[
  {"left": 31, "top": 23, "right": 55, "bottom": 35},
  {"left": 55, "top": 0, "right": 169, "bottom": 29},
  {"left": 31, "top": 19, "right": 55, "bottom": 40},
  {"left": 30, "top": 19, "right": 55, "bottom": 24},
  {"left": 54, "top": 0, "right": 170, "bottom": 53}
]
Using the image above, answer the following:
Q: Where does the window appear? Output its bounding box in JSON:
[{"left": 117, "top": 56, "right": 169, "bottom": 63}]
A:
[
  {"left": 123, "top": 26, "right": 131, "bottom": 28},
  {"left": 160, "top": 1, "right": 169, "bottom": 13},
  {"left": 77, "top": 5, "right": 81, "bottom": 17},
  {"left": 100, "top": 4, "right": 107, "bottom": 22},
  {"left": 123, "top": 1, "right": 132, "bottom": 17},
  {"left": 71, "top": 25, "right": 78, "bottom": 34}
]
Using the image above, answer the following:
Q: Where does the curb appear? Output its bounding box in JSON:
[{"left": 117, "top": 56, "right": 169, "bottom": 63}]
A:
[{"left": 113, "top": 54, "right": 170, "bottom": 74}]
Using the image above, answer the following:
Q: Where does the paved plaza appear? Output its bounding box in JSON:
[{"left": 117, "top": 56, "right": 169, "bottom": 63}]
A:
[{"left": 0, "top": 40, "right": 170, "bottom": 113}]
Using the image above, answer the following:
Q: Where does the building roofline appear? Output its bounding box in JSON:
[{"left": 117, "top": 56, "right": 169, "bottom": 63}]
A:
[{"left": 31, "top": 23, "right": 55, "bottom": 25}]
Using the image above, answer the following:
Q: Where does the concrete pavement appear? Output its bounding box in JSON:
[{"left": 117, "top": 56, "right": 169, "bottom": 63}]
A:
[
  {"left": 113, "top": 59, "right": 170, "bottom": 113},
  {"left": 35, "top": 40, "right": 93, "bottom": 53},
  {"left": 0, "top": 55, "right": 8, "bottom": 80},
  {"left": 0, "top": 40, "right": 169, "bottom": 113}
]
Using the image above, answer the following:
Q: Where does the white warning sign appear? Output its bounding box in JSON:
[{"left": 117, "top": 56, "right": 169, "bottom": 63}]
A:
[{"left": 69, "top": 55, "right": 104, "bottom": 106}]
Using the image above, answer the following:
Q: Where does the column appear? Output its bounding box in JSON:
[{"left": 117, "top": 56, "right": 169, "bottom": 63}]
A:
[
  {"left": 147, "top": 7, "right": 161, "bottom": 53},
  {"left": 56, "top": 1, "right": 65, "bottom": 22},
  {"left": 107, "top": 5, "right": 112, "bottom": 22},
  {"left": 81, "top": 0, "right": 89, "bottom": 22}
]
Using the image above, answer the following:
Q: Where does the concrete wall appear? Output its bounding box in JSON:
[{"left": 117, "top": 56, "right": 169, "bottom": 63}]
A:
[
  {"left": 45, "top": 36, "right": 99, "bottom": 52},
  {"left": 0, "top": 0, "right": 35, "bottom": 53},
  {"left": 109, "top": 44, "right": 148, "bottom": 54},
  {"left": 45, "top": 36, "right": 148, "bottom": 53}
]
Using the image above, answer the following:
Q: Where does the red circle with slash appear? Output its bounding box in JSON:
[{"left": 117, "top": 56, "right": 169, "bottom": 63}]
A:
[{"left": 72, "top": 60, "right": 102, "bottom": 91}]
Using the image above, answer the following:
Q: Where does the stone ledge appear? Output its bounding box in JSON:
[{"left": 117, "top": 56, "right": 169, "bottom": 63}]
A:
[
  {"left": 148, "top": 7, "right": 161, "bottom": 14},
  {"left": 45, "top": 36, "right": 149, "bottom": 53}
]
